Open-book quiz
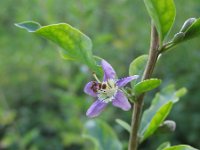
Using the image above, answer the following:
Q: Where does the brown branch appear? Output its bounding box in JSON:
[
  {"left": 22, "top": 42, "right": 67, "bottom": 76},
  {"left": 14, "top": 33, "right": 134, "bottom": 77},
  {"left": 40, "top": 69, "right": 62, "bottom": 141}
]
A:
[{"left": 128, "top": 24, "right": 159, "bottom": 150}]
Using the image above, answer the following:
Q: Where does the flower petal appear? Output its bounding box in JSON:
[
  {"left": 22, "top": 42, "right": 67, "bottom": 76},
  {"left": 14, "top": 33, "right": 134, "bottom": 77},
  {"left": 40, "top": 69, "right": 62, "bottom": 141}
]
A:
[
  {"left": 101, "top": 59, "right": 116, "bottom": 81},
  {"left": 112, "top": 90, "right": 131, "bottom": 111},
  {"left": 116, "top": 75, "right": 139, "bottom": 87},
  {"left": 84, "top": 81, "right": 98, "bottom": 97},
  {"left": 86, "top": 100, "right": 107, "bottom": 118}
]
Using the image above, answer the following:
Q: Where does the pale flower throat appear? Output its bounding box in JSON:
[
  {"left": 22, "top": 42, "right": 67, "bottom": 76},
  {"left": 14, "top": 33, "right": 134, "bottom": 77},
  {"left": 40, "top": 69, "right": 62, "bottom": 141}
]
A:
[{"left": 91, "top": 79, "right": 118, "bottom": 103}]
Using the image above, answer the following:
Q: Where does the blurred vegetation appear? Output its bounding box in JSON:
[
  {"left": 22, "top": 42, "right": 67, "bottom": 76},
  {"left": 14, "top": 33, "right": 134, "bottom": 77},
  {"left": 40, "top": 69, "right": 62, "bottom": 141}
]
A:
[{"left": 0, "top": 0, "right": 200, "bottom": 149}]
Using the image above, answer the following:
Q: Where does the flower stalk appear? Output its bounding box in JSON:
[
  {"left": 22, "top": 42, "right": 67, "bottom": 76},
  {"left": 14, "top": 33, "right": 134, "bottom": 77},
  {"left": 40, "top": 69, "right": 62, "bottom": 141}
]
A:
[{"left": 128, "top": 24, "right": 160, "bottom": 150}]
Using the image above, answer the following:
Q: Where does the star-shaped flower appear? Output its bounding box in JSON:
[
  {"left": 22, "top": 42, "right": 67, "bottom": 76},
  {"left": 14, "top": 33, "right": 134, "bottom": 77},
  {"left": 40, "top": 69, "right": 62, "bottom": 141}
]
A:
[{"left": 84, "top": 60, "right": 139, "bottom": 118}]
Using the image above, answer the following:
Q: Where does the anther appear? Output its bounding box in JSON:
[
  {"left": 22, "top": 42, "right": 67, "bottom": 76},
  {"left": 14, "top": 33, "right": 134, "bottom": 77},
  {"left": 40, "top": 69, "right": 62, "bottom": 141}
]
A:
[
  {"left": 102, "top": 84, "right": 106, "bottom": 89},
  {"left": 98, "top": 83, "right": 102, "bottom": 89}
]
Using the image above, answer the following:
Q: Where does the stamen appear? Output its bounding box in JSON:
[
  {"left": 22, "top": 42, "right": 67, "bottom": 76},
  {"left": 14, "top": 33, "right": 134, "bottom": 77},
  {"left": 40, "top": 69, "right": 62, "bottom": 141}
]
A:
[
  {"left": 92, "top": 72, "right": 101, "bottom": 83},
  {"left": 102, "top": 84, "right": 106, "bottom": 89},
  {"left": 101, "top": 97, "right": 110, "bottom": 103},
  {"left": 107, "top": 82, "right": 112, "bottom": 88},
  {"left": 91, "top": 82, "right": 98, "bottom": 93},
  {"left": 98, "top": 83, "right": 102, "bottom": 89}
]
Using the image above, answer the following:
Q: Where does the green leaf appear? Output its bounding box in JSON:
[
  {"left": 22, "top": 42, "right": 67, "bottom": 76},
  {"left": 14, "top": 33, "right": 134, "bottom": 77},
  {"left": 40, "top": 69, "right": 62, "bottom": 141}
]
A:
[
  {"left": 116, "top": 119, "right": 131, "bottom": 133},
  {"left": 163, "top": 145, "right": 198, "bottom": 150},
  {"left": 157, "top": 120, "right": 176, "bottom": 133},
  {"left": 144, "top": 0, "right": 176, "bottom": 44},
  {"left": 179, "top": 18, "right": 197, "bottom": 33},
  {"left": 171, "top": 32, "right": 185, "bottom": 44},
  {"left": 61, "top": 132, "right": 85, "bottom": 146},
  {"left": 134, "top": 78, "right": 161, "bottom": 95},
  {"left": 175, "top": 88, "right": 187, "bottom": 98},
  {"left": 15, "top": 21, "right": 102, "bottom": 76},
  {"left": 139, "top": 84, "right": 187, "bottom": 142},
  {"left": 129, "top": 55, "right": 148, "bottom": 87},
  {"left": 83, "top": 119, "right": 122, "bottom": 150},
  {"left": 162, "top": 18, "right": 200, "bottom": 53},
  {"left": 15, "top": 21, "right": 41, "bottom": 32},
  {"left": 142, "top": 101, "right": 173, "bottom": 141},
  {"left": 157, "top": 142, "right": 171, "bottom": 150},
  {"left": 171, "top": 18, "right": 200, "bottom": 46},
  {"left": 184, "top": 18, "right": 200, "bottom": 41},
  {"left": 82, "top": 135, "right": 99, "bottom": 150}
]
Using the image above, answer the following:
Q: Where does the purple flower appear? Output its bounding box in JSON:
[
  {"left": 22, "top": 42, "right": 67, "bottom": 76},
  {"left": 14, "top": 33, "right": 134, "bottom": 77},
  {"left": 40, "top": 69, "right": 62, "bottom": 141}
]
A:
[{"left": 84, "top": 60, "right": 139, "bottom": 118}]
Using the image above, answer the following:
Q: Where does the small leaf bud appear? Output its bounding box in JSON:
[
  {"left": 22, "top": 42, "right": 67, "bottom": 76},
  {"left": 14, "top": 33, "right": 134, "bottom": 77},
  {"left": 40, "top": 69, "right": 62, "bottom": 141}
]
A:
[
  {"left": 158, "top": 120, "right": 176, "bottom": 133},
  {"left": 172, "top": 32, "right": 185, "bottom": 43},
  {"left": 180, "top": 18, "right": 197, "bottom": 32}
]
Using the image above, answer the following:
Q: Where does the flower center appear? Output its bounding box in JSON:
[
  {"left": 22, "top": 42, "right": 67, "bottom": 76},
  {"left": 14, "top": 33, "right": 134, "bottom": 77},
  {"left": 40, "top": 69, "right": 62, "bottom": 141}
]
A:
[{"left": 96, "top": 79, "right": 118, "bottom": 103}]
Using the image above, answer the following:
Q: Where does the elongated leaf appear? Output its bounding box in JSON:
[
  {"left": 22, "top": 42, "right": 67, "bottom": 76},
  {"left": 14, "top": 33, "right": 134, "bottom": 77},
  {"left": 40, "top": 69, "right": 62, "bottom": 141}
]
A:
[
  {"left": 15, "top": 21, "right": 41, "bottom": 32},
  {"left": 163, "top": 145, "right": 198, "bottom": 150},
  {"left": 15, "top": 21, "right": 102, "bottom": 76},
  {"left": 175, "top": 88, "right": 187, "bottom": 97},
  {"left": 144, "top": 0, "right": 176, "bottom": 44},
  {"left": 83, "top": 119, "right": 122, "bottom": 150},
  {"left": 184, "top": 18, "right": 200, "bottom": 40},
  {"left": 139, "top": 84, "right": 187, "bottom": 142},
  {"left": 157, "top": 142, "right": 171, "bottom": 150},
  {"left": 129, "top": 55, "right": 148, "bottom": 87},
  {"left": 116, "top": 119, "right": 131, "bottom": 133},
  {"left": 142, "top": 101, "right": 173, "bottom": 141},
  {"left": 170, "top": 18, "right": 200, "bottom": 46},
  {"left": 134, "top": 78, "right": 161, "bottom": 95}
]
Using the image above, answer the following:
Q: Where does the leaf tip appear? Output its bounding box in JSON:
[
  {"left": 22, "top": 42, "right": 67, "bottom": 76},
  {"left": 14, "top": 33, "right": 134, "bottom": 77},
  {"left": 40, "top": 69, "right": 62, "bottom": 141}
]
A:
[
  {"left": 15, "top": 21, "right": 41, "bottom": 32},
  {"left": 175, "top": 87, "right": 187, "bottom": 97}
]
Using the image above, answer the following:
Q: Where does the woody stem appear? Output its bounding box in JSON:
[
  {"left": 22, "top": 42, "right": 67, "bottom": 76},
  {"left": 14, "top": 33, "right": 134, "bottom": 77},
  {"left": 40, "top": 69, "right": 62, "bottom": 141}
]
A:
[{"left": 128, "top": 24, "right": 159, "bottom": 150}]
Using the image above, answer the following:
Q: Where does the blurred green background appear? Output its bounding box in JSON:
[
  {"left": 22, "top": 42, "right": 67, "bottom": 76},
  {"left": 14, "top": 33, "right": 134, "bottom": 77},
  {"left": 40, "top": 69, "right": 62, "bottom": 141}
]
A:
[{"left": 0, "top": 0, "right": 200, "bottom": 149}]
